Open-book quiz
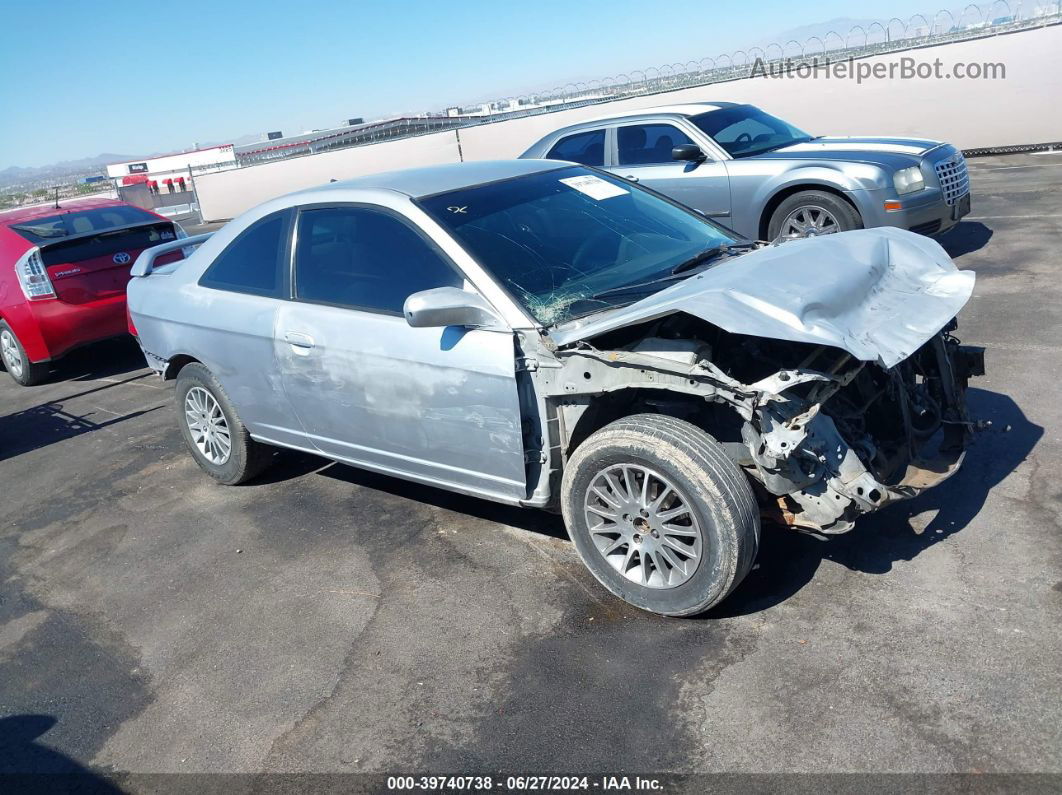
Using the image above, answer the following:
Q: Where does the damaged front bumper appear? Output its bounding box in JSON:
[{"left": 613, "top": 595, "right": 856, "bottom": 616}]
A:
[
  {"left": 748, "top": 337, "right": 985, "bottom": 533},
  {"left": 759, "top": 411, "right": 967, "bottom": 534}
]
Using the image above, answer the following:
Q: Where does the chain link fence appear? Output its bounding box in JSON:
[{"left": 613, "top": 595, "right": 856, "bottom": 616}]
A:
[{"left": 456, "top": 1, "right": 1061, "bottom": 124}]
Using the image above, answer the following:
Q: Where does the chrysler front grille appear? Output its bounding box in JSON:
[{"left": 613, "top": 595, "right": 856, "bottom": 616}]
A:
[{"left": 934, "top": 155, "right": 970, "bottom": 205}]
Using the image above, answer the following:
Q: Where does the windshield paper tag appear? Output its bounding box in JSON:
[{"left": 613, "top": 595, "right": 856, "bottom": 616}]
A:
[{"left": 559, "top": 175, "right": 628, "bottom": 200}]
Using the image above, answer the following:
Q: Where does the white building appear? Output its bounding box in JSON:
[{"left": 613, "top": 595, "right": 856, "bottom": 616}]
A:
[{"left": 105, "top": 145, "right": 238, "bottom": 186}]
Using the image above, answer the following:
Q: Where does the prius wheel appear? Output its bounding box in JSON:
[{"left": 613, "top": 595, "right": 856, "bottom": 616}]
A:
[
  {"left": 561, "top": 414, "right": 759, "bottom": 617},
  {"left": 175, "top": 363, "right": 273, "bottom": 485},
  {"left": 768, "top": 190, "right": 862, "bottom": 241},
  {"left": 0, "top": 322, "right": 49, "bottom": 387}
]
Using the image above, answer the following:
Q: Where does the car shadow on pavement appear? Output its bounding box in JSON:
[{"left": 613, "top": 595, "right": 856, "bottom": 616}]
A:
[
  {"left": 57, "top": 337, "right": 148, "bottom": 383},
  {"left": 0, "top": 375, "right": 163, "bottom": 462},
  {"left": 940, "top": 221, "right": 994, "bottom": 259},
  {"left": 318, "top": 462, "right": 570, "bottom": 539},
  {"left": 711, "top": 388, "right": 1042, "bottom": 619},
  {"left": 0, "top": 714, "right": 121, "bottom": 792},
  {"left": 0, "top": 337, "right": 147, "bottom": 387}
]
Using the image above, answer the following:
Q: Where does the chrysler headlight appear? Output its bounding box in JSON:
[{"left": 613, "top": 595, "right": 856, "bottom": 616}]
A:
[{"left": 893, "top": 166, "right": 925, "bottom": 195}]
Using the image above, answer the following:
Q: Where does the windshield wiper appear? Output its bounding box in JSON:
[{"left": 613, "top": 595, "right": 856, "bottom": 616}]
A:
[
  {"left": 670, "top": 242, "right": 756, "bottom": 275},
  {"left": 587, "top": 242, "right": 756, "bottom": 301}
]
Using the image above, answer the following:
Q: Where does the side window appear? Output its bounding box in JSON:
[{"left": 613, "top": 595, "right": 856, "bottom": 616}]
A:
[
  {"left": 617, "top": 123, "right": 694, "bottom": 166},
  {"left": 200, "top": 212, "right": 288, "bottom": 297},
  {"left": 294, "top": 206, "right": 462, "bottom": 314},
  {"left": 545, "top": 129, "right": 605, "bottom": 167}
]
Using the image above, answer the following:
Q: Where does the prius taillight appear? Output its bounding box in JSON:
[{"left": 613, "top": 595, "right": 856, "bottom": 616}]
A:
[{"left": 14, "top": 247, "right": 56, "bottom": 300}]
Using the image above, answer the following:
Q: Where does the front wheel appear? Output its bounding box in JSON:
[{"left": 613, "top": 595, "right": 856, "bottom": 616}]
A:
[
  {"left": 767, "top": 190, "right": 862, "bottom": 241},
  {"left": 0, "top": 321, "right": 50, "bottom": 386},
  {"left": 561, "top": 414, "right": 759, "bottom": 617}
]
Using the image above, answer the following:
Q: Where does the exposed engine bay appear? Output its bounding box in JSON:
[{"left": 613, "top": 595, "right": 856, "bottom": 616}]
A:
[{"left": 525, "top": 313, "right": 985, "bottom": 533}]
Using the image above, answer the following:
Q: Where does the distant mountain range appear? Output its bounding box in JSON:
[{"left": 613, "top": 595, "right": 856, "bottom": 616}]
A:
[
  {"left": 0, "top": 153, "right": 143, "bottom": 190},
  {"left": 0, "top": 135, "right": 265, "bottom": 190}
]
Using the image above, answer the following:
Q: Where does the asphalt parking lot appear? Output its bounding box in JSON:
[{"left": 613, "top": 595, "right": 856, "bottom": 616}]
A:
[{"left": 1, "top": 153, "right": 1061, "bottom": 784}]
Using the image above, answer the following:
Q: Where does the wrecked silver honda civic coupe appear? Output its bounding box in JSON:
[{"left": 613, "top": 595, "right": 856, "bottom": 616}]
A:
[{"left": 127, "top": 159, "right": 984, "bottom": 616}]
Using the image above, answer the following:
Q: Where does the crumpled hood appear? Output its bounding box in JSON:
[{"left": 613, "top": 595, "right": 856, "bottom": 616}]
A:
[{"left": 550, "top": 228, "right": 975, "bottom": 369}]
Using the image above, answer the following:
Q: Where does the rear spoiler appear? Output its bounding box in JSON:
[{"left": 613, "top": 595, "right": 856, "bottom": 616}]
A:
[{"left": 130, "top": 233, "right": 212, "bottom": 277}]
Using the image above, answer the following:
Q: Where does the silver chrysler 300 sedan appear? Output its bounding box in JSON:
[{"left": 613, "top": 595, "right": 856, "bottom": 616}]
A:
[
  {"left": 520, "top": 103, "right": 971, "bottom": 241},
  {"left": 128, "top": 160, "right": 984, "bottom": 616}
]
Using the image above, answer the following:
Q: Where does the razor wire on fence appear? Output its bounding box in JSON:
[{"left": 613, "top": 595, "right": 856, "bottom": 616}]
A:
[
  {"left": 233, "top": 1, "right": 1061, "bottom": 166},
  {"left": 458, "top": 1, "right": 1061, "bottom": 122}
]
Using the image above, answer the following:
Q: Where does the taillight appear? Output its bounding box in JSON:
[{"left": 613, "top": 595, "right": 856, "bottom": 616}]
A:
[{"left": 14, "top": 247, "right": 56, "bottom": 300}]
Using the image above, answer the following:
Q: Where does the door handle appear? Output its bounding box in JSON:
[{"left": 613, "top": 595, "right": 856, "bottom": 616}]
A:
[
  {"left": 624, "top": 175, "right": 639, "bottom": 182},
  {"left": 283, "top": 331, "right": 315, "bottom": 350}
]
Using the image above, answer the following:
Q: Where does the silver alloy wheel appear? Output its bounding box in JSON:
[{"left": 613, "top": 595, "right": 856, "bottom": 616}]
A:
[
  {"left": 1, "top": 329, "right": 23, "bottom": 378},
  {"left": 781, "top": 205, "right": 840, "bottom": 237},
  {"left": 184, "top": 386, "right": 232, "bottom": 465},
  {"left": 583, "top": 464, "right": 703, "bottom": 589}
]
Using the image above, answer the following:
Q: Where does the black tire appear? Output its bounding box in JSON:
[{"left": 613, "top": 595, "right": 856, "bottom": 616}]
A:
[
  {"left": 561, "top": 414, "right": 759, "bottom": 617},
  {"left": 0, "top": 321, "right": 50, "bottom": 386},
  {"left": 174, "top": 363, "right": 273, "bottom": 485},
  {"left": 767, "top": 189, "right": 862, "bottom": 241}
]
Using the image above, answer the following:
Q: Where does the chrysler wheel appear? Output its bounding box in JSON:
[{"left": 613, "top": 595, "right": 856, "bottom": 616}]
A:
[
  {"left": 767, "top": 189, "right": 862, "bottom": 242},
  {"left": 583, "top": 464, "right": 702, "bottom": 589},
  {"left": 562, "top": 414, "right": 760, "bottom": 617},
  {"left": 779, "top": 205, "right": 840, "bottom": 237},
  {"left": 184, "top": 386, "right": 231, "bottom": 464},
  {"left": 0, "top": 329, "right": 22, "bottom": 379}
]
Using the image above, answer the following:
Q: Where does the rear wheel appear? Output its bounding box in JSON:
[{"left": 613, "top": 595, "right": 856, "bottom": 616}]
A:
[
  {"left": 767, "top": 190, "right": 862, "bottom": 241},
  {"left": 561, "top": 414, "right": 760, "bottom": 616},
  {"left": 175, "top": 363, "right": 273, "bottom": 484},
  {"left": 0, "top": 322, "right": 50, "bottom": 386}
]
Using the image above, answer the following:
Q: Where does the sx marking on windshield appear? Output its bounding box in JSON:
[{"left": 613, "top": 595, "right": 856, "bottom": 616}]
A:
[{"left": 447, "top": 206, "right": 468, "bottom": 214}]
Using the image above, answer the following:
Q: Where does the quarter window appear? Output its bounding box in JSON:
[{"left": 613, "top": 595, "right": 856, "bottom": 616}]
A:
[
  {"left": 545, "top": 130, "right": 606, "bottom": 167},
  {"left": 617, "top": 124, "right": 695, "bottom": 166},
  {"left": 294, "top": 206, "right": 462, "bottom": 313},
  {"left": 200, "top": 211, "right": 289, "bottom": 297}
]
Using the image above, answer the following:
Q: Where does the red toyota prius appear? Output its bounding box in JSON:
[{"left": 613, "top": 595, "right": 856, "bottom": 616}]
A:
[{"left": 0, "top": 198, "right": 185, "bottom": 386}]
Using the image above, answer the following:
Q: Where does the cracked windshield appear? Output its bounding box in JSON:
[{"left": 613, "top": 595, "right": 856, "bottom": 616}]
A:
[{"left": 419, "top": 166, "right": 739, "bottom": 324}]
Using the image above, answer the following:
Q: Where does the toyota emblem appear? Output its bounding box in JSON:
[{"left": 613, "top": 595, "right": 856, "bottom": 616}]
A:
[{"left": 113, "top": 252, "right": 131, "bottom": 265}]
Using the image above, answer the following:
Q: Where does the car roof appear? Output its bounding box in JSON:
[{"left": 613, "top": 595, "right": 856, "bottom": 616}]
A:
[
  {"left": 580, "top": 101, "right": 742, "bottom": 124},
  {"left": 313, "top": 159, "right": 565, "bottom": 199},
  {"left": 0, "top": 197, "right": 128, "bottom": 224}
]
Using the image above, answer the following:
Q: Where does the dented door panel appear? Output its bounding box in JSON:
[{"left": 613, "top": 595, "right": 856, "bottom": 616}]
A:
[{"left": 274, "top": 301, "right": 527, "bottom": 501}]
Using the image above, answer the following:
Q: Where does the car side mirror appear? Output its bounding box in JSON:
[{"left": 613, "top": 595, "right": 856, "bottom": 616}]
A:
[
  {"left": 404, "top": 287, "right": 503, "bottom": 329},
  {"left": 672, "top": 144, "right": 706, "bottom": 162}
]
